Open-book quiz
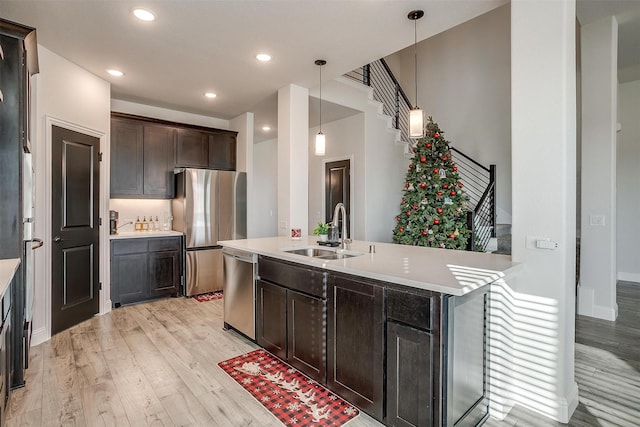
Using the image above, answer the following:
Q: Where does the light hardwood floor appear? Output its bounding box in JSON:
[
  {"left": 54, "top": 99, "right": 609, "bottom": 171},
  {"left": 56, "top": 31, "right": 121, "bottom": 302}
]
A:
[{"left": 6, "top": 283, "right": 640, "bottom": 426}]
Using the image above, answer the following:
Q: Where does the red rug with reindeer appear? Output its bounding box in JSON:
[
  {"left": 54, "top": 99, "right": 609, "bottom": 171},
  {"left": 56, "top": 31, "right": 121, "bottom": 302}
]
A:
[{"left": 218, "top": 349, "right": 359, "bottom": 426}]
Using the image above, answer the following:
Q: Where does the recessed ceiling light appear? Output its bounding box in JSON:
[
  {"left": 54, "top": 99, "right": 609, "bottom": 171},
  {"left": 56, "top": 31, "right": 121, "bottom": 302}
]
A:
[
  {"left": 106, "top": 69, "right": 124, "bottom": 77},
  {"left": 133, "top": 8, "right": 156, "bottom": 22},
  {"left": 262, "top": 126, "right": 271, "bottom": 131},
  {"left": 204, "top": 92, "right": 217, "bottom": 99},
  {"left": 256, "top": 53, "right": 271, "bottom": 62}
]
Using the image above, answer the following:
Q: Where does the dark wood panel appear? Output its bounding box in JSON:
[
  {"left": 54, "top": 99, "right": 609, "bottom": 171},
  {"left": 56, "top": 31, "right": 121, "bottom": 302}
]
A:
[
  {"left": 148, "top": 250, "right": 180, "bottom": 297},
  {"left": 143, "top": 124, "right": 175, "bottom": 198},
  {"left": 387, "top": 321, "right": 433, "bottom": 427},
  {"left": 258, "top": 257, "right": 326, "bottom": 298},
  {"left": 148, "top": 237, "right": 181, "bottom": 252},
  {"left": 113, "top": 253, "right": 149, "bottom": 305},
  {"left": 387, "top": 288, "right": 433, "bottom": 331},
  {"left": 327, "top": 276, "right": 384, "bottom": 421},
  {"left": 110, "top": 119, "right": 144, "bottom": 196},
  {"left": 256, "top": 280, "right": 287, "bottom": 360},
  {"left": 111, "top": 239, "right": 148, "bottom": 255},
  {"left": 175, "top": 128, "right": 209, "bottom": 168},
  {"left": 208, "top": 133, "right": 236, "bottom": 170},
  {"left": 287, "top": 290, "right": 326, "bottom": 383}
]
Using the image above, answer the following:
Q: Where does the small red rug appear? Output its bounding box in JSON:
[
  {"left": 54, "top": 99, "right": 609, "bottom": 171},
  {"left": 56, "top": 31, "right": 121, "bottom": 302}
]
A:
[
  {"left": 218, "top": 349, "right": 359, "bottom": 426},
  {"left": 193, "top": 291, "right": 223, "bottom": 302}
]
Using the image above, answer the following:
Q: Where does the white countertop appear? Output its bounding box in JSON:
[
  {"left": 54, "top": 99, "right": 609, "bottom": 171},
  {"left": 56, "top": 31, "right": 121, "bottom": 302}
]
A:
[
  {"left": 219, "top": 236, "right": 519, "bottom": 296},
  {"left": 0, "top": 258, "right": 20, "bottom": 299},
  {"left": 110, "top": 230, "right": 184, "bottom": 240}
]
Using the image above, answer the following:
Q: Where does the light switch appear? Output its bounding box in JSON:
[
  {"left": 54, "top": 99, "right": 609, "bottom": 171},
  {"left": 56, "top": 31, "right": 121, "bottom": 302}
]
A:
[{"left": 589, "top": 215, "right": 605, "bottom": 226}]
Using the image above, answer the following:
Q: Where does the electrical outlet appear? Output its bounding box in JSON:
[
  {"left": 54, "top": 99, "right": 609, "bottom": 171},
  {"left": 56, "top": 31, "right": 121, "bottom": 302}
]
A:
[{"left": 589, "top": 215, "right": 605, "bottom": 226}]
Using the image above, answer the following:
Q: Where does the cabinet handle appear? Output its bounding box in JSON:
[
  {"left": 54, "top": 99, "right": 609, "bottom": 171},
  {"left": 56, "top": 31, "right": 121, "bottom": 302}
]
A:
[
  {"left": 0, "top": 42, "right": 4, "bottom": 60},
  {"left": 0, "top": 88, "right": 3, "bottom": 104}
]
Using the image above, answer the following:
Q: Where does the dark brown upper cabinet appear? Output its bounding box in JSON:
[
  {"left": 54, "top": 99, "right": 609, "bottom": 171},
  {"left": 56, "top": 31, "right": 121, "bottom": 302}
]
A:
[{"left": 175, "top": 128, "right": 237, "bottom": 170}]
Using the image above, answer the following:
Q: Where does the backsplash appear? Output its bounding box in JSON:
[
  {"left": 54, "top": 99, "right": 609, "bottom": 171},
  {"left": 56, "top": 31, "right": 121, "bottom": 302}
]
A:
[{"left": 109, "top": 199, "right": 173, "bottom": 232}]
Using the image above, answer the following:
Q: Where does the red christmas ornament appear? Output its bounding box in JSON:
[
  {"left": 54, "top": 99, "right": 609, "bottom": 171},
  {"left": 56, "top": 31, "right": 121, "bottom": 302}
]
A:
[
  {"left": 421, "top": 230, "right": 428, "bottom": 236},
  {"left": 443, "top": 183, "right": 449, "bottom": 189},
  {"left": 408, "top": 163, "right": 414, "bottom": 170},
  {"left": 419, "top": 182, "right": 427, "bottom": 189},
  {"left": 450, "top": 190, "right": 457, "bottom": 196},
  {"left": 404, "top": 183, "right": 409, "bottom": 189},
  {"left": 433, "top": 219, "right": 440, "bottom": 225},
  {"left": 442, "top": 156, "right": 447, "bottom": 161},
  {"left": 396, "top": 216, "right": 400, "bottom": 222},
  {"left": 420, "top": 156, "right": 426, "bottom": 163},
  {"left": 434, "top": 132, "right": 440, "bottom": 138},
  {"left": 406, "top": 211, "right": 411, "bottom": 217},
  {"left": 457, "top": 182, "right": 463, "bottom": 188},
  {"left": 401, "top": 199, "right": 406, "bottom": 204},
  {"left": 437, "top": 191, "right": 443, "bottom": 196},
  {"left": 398, "top": 227, "right": 404, "bottom": 233},
  {"left": 433, "top": 168, "right": 439, "bottom": 174},
  {"left": 413, "top": 205, "right": 419, "bottom": 210},
  {"left": 426, "top": 143, "right": 432, "bottom": 148},
  {"left": 437, "top": 208, "right": 443, "bottom": 214},
  {"left": 449, "top": 234, "right": 455, "bottom": 239},
  {"left": 452, "top": 166, "right": 458, "bottom": 172}
]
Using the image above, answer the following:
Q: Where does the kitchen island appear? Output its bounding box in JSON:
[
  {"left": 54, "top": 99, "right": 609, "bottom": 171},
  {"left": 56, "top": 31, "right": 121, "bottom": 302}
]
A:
[{"left": 220, "top": 236, "right": 518, "bottom": 427}]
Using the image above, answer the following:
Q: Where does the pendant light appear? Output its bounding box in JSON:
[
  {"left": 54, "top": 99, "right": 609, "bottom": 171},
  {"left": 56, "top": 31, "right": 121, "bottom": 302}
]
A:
[
  {"left": 315, "top": 59, "right": 327, "bottom": 156},
  {"left": 408, "top": 10, "right": 424, "bottom": 139}
]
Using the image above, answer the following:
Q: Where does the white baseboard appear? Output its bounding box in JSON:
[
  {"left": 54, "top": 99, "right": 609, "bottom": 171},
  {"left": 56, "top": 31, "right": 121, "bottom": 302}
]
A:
[
  {"left": 577, "top": 287, "right": 618, "bottom": 320},
  {"left": 617, "top": 272, "right": 640, "bottom": 283},
  {"left": 31, "top": 326, "right": 49, "bottom": 347}
]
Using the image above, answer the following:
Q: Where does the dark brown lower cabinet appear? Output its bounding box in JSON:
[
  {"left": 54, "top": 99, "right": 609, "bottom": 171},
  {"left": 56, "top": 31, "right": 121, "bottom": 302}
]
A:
[
  {"left": 327, "top": 275, "right": 385, "bottom": 421},
  {"left": 387, "top": 321, "right": 433, "bottom": 427},
  {"left": 256, "top": 278, "right": 326, "bottom": 383}
]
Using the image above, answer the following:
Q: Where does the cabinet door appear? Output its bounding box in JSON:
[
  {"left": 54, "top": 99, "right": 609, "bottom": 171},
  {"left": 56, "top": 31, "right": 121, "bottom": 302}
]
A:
[
  {"left": 327, "top": 276, "right": 384, "bottom": 420},
  {"left": 112, "top": 253, "right": 149, "bottom": 305},
  {"left": 143, "top": 124, "right": 175, "bottom": 198},
  {"left": 256, "top": 280, "right": 287, "bottom": 360},
  {"left": 175, "top": 128, "right": 209, "bottom": 168},
  {"left": 287, "top": 290, "right": 326, "bottom": 383},
  {"left": 110, "top": 119, "right": 144, "bottom": 196},
  {"left": 209, "top": 133, "right": 236, "bottom": 170},
  {"left": 149, "top": 250, "right": 181, "bottom": 297},
  {"left": 387, "top": 322, "right": 433, "bottom": 427}
]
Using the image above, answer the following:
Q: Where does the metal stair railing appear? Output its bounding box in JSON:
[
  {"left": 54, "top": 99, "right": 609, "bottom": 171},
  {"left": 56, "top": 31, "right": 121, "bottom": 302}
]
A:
[{"left": 344, "top": 59, "right": 496, "bottom": 251}]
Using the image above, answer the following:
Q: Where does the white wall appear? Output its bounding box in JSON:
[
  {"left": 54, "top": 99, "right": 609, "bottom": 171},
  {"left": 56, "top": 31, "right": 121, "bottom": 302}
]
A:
[
  {"left": 230, "top": 112, "right": 255, "bottom": 237},
  {"left": 308, "top": 114, "right": 364, "bottom": 237},
  {"left": 31, "top": 46, "right": 111, "bottom": 345},
  {"left": 389, "top": 4, "right": 512, "bottom": 224},
  {"left": 253, "top": 138, "right": 278, "bottom": 238},
  {"left": 578, "top": 16, "right": 618, "bottom": 320},
  {"left": 617, "top": 79, "right": 640, "bottom": 283}
]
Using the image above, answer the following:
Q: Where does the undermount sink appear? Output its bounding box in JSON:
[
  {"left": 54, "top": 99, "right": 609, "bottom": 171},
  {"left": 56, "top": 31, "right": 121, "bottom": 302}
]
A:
[{"left": 281, "top": 246, "right": 362, "bottom": 260}]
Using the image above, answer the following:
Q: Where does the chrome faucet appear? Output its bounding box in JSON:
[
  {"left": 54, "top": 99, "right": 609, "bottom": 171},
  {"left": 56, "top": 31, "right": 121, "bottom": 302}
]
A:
[{"left": 331, "top": 203, "right": 351, "bottom": 250}]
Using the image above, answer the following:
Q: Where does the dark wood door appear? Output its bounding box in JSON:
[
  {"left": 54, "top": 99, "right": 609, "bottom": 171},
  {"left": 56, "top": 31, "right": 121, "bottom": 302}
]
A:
[
  {"left": 287, "top": 290, "right": 326, "bottom": 383},
  {"left": 209, "top": 133, "right": 236, "bottom": 170},
  {"left": 325, "top": 160, "right": 350, "bottom": 235},
  {"left": 256, "top": 280, "right": 287, "bottom": 360},
  {"left": 149, "top": 249, "right": 180, "bottom": 297},
  {"left": 51, "top": 125, "right": 100, "bottom": 335},
  {"left": 387, "top": 321, "right": 433, "bottom": 427},
  {"left": 327, "top": 275, "right": 384, "bottom": 420},
  {"left": 110, "top": 118, "right": 143, "bottom": 196},
  {"left": 143, "top": 124, "right": 175, "bottom": 197},
  {"left": 175, "top": 128, "right": 209, "bottom": 168},
  {"left": 112, "top": 252, "right": 148, "bottom": 306}
]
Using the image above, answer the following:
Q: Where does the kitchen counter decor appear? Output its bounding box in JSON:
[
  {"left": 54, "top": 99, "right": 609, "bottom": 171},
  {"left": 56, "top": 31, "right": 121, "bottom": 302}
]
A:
[{"left": 219, "top": 349, "right": 359, "bottom": 426}]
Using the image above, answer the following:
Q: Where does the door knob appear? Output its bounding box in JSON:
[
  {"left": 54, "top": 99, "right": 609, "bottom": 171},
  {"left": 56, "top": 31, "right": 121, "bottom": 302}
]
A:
[{"left": 53, "top": 236, "right": 63, "bottom": 243}]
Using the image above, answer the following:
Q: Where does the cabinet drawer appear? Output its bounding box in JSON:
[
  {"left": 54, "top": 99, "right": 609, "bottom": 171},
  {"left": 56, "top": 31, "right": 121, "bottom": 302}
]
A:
[
  {"left": 387, "top": 289, "right": 433, "bottom": 330},
  {"left": 258, "top": 257, "right": 326, "bottom": 298},
  {"left": 148, "top": 237, "right": 181, "bottom": 252},
  {"left": 111, "top": 239, "right": 148, "bottom": 255}
]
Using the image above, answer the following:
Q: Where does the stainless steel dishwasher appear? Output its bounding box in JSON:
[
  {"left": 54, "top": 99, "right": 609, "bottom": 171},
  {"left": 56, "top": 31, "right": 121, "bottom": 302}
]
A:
[{"left": 222, "top": 247, "right": 257, "bottom": 340}]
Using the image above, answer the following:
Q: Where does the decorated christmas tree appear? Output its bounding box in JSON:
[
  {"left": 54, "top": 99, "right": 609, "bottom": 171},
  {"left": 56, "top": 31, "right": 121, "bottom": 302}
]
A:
[{"left": 393, "top": 117, "right": 471, "bottom": 250}]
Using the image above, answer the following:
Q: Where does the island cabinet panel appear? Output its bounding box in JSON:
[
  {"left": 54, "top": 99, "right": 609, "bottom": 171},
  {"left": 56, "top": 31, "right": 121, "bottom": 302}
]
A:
[
  {"left": 110, "top": 116, "right": 176, "bottom": 199},
  {"left": 327, "top": 275, "right": 385, "bottom": 421},
  {"left": 111, "top": 237, "right": 182, "bottom": 307},
  {"left": 287, "top": 289, "right": 326, "bottom": 383},
  {"left": 256, "top": 279, "right": 287, "bottom": 360},
  {"left": 256, "top": 257, "right": 327, "bottom": 383},
  {"left": 175, "top": 128, "right": 209, "bottom": 168}
]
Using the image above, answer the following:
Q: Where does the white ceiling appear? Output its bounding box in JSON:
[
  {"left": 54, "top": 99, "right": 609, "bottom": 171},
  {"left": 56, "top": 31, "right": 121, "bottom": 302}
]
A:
[{"left": 1, "top": 0, "right": 638, "bottom": 142}]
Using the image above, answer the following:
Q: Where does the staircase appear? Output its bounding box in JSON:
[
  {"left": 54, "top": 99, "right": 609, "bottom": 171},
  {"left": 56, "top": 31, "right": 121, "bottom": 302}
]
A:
[{"left": 344, "top": 59, "right": 499, "bottom": 252}]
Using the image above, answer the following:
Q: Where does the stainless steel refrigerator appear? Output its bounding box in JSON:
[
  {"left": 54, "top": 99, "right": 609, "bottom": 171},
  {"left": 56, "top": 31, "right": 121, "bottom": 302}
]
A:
[{"left": 172, "top": 169, "right": 246, "bottom": 296}]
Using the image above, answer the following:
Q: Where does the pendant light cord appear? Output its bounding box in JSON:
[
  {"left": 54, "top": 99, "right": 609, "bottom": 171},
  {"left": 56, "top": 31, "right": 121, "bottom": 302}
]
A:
[
  {"left": 319, "top": 63, "right": 322, "bottom": 133},
  {"left": 414, "top": 17, "right": 418, "bottom": 108}
]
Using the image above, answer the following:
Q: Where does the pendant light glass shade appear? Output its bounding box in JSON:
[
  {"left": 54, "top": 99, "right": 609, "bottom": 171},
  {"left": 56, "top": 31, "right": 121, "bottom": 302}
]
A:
[
  {"left": 315, "top": 132, "right": 326, "bottom": 156},
  {"left": 408, "top": 10, "right": 425, "bottom": 139},
  {"left": 315, "top": 59, "right": 327, "bottom": 156},
  {"left": 409, "top": 108, "right": 424, "bottom": 138}
]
